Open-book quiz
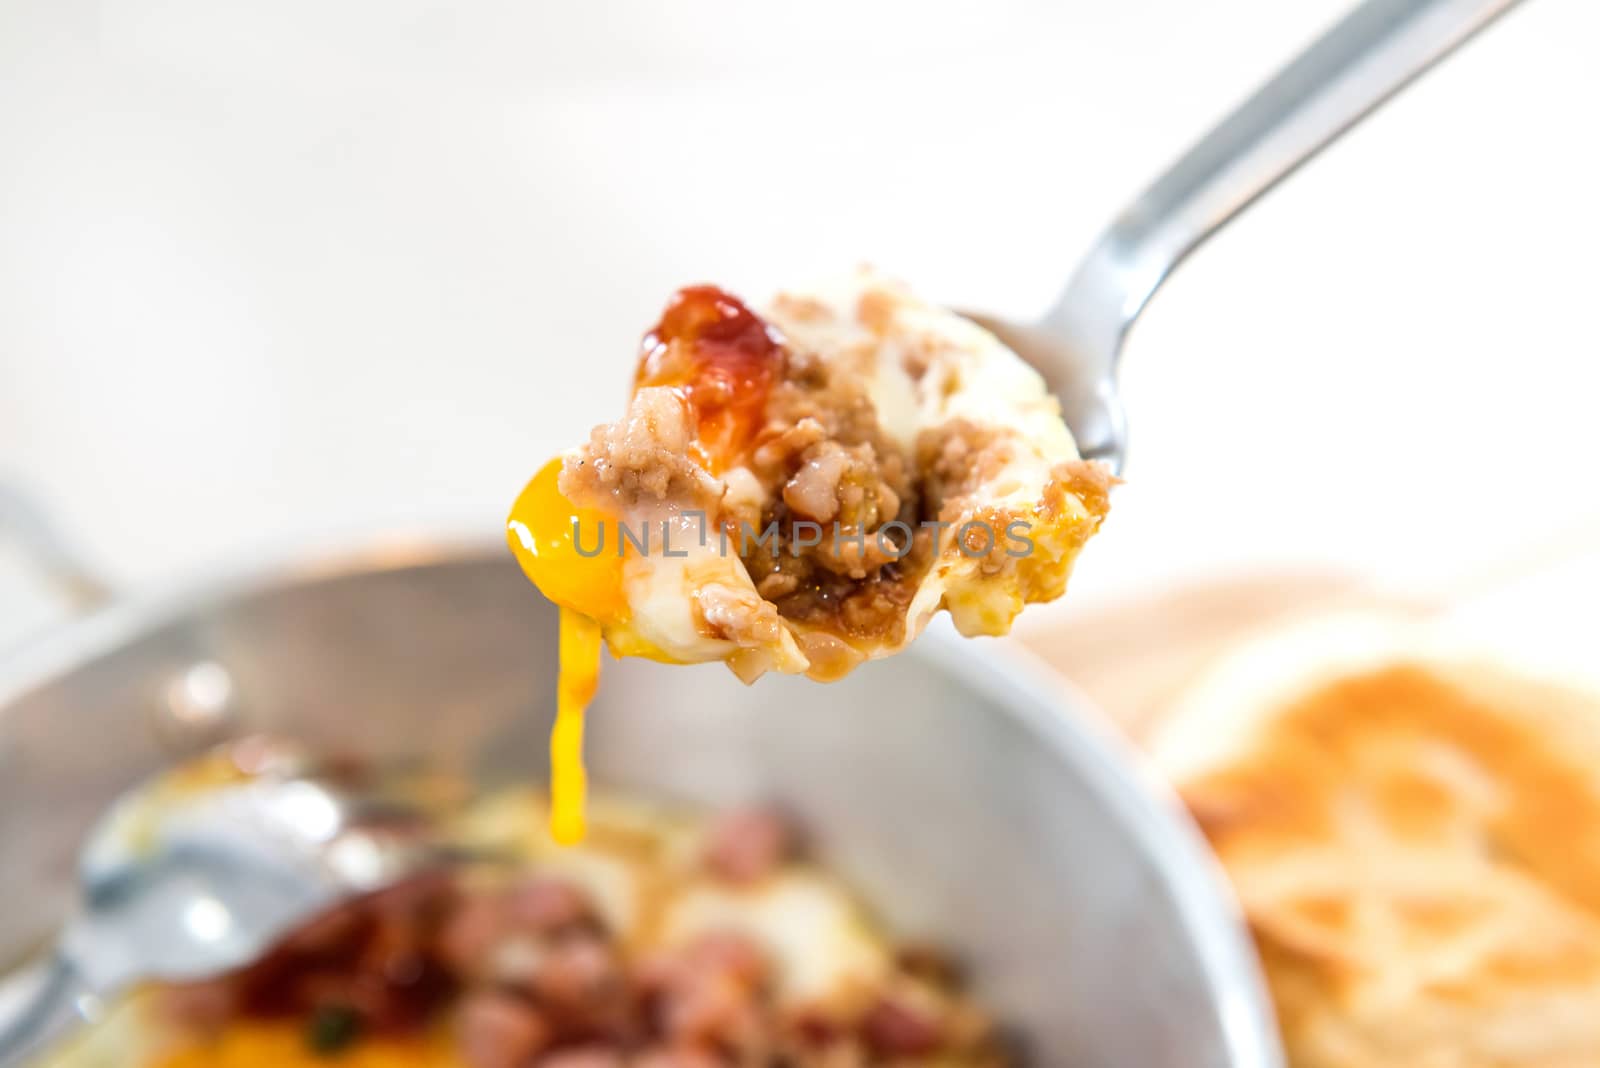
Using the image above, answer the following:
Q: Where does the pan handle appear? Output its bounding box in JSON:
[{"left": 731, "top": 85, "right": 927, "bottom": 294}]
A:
[{"left": 0, "top": 483, "right": 114, "bottom": 621}]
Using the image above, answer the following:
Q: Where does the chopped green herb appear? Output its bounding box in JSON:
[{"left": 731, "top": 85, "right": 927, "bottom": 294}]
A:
[{"left": 305, "top": 1004, "right": 363, "bottom": 1056}]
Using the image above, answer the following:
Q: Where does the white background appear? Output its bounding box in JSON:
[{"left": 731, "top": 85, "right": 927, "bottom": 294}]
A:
[{"left": 2, "top": 0, "right": 1597, "bottom": 644}]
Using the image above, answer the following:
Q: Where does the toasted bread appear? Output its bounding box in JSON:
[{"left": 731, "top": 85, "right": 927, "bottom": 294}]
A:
[{"left": 1154, "top": 618, "right": 1600, "bottom": 1067}]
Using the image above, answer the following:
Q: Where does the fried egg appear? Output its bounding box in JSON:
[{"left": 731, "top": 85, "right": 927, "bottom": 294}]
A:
[{"left": 508, "top": 269, "right": 1113, "bottom": 841}]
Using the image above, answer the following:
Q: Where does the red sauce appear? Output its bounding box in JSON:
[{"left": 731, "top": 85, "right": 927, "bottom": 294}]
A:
[{"left": 636, "top": 285, "right": 785, "bottom": 471}]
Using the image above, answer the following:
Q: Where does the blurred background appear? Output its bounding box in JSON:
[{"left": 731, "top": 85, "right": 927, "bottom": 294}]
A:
[{"left": 2, "top": 0, "right": 1597, "bottom": 659}]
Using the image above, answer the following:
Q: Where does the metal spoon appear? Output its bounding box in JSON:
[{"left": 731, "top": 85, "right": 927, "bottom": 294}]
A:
[
  {"left": 0, "top": 744, "right": 452, "bottom": 1067},
  {"left": 971, "top": 0, "right": 1524, "bottom": 474}
]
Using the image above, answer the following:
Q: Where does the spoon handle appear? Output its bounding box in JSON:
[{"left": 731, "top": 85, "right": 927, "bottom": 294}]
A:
[
  {"left": 0, "top": 956, "right": 96, "bottom": 1068},
  {"left": 1045, "top": 0, "right": 1523, "bottom": 350}
]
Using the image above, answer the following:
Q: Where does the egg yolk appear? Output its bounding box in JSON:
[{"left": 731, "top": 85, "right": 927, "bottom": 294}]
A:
[
  {"left": 151, "top": 1020, "right": 458, "bottom": 1068},
  {"left": 506, "top": 457, "right": 624, "bottom": 623},
  {"left": 506, "top": 458, "right": 622, "bottom": 846}
]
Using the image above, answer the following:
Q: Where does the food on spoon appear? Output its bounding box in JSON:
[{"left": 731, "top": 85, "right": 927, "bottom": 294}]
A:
[
  {"left": 508, "top": 269, "right": 1113, "bottom": 841},
  {"left": 511, "top": 268, "right": 1111, "bottom": 683},
  {"left": 44, "top": 791, "right": 1009, "bottom": 1068}
]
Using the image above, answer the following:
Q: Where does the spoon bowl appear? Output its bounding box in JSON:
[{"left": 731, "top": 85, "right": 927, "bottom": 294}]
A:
[{"left": 0, "top": 744, "right": 448, "bottom": 1066}]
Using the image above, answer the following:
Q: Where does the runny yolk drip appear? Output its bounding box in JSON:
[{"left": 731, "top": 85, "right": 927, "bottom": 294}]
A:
[
  {"left": 504, "top": 290, "right": 783, "bottom": 843},
  {"left": 636, "top": 285, "right": 784, "bottom": 473},
  {"left": 551, "top": 607, "right": 601, "bottom": 845},
  {"left": 506, "top": 457, "right": 623, "bottom": 845}
]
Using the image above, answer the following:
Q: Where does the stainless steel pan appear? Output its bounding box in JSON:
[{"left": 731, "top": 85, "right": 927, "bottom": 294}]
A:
[{"left": 0, "top": 528, "right": 1283, "bottom": 1067}]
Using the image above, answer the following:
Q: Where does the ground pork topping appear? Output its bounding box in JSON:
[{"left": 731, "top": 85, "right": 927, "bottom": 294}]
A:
[
  {"left": 1046, "top": 458, "right": 1116, "bottom": 520},
  {"left": 695, "top": 581, "right": 789, "bottom": 650},
  {"left": 779, "top": 441, "right": 903, "bottom": 530},
  {"left": 915, "top": 418, "right": 1017, "bottom": 516},
  {"left": 532, "top": 275, "right": 1111, "bottom": 678},
  {"left": 561, "top": 386, "right": 723, "bottom": 513},
  {"left": 780, "top": 447, "right": 850, "bottom": 523},
  {"left": 733, "top": 345, "right": 927, "bottom": 645}
]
